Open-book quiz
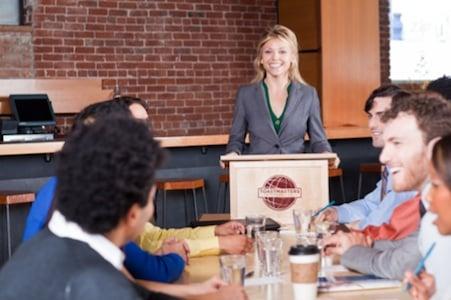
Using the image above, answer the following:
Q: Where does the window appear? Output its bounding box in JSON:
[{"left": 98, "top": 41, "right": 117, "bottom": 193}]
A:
[
  {"left": 390, "top": 0, "right": 451, "bottom": 81},
  {"left": 0, "top": 1, "right": 31, "bottom": 26}
]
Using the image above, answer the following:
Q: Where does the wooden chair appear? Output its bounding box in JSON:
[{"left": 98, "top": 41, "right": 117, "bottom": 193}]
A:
[
  {"left": 216, "top": 173, "right": 229, "bottom": 213},
  {"left": 328, "top": 167, "right": 346, "bottom": 203},
  {"left": 357, "top": 163, "right": 383, "bottom": 199},
  {"left": 0, "top": 191, "right": 35, "bottom": 258},
  {"left": 155, "top": 178, "right": 208, "bottom": 227}
]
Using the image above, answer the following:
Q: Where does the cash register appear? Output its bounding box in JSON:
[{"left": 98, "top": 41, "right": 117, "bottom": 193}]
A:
[{"left": 1, "top": 94, "right": 56, "bottom": 142}]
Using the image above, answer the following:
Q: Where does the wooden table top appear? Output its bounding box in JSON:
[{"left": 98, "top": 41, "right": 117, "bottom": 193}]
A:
[{"left": 180, "top": 232, "right": 410, "bottom": 300}]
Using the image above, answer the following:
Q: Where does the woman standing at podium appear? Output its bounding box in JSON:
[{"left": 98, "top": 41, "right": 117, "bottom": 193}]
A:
[{"left": 224, "top": 25, "right": 332, "bottom": 159}]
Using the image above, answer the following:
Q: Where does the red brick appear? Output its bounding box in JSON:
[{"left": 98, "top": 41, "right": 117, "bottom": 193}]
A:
[
  {"left": 99, "top": 1, "right": 118, "bottom": 8},
  {"left": 45, "top": 6, "right": 66, "bottom": 14},
  {"left": 109, "top": 9, "right": 127, "bottom": 17},
  {"left": 79, "top": 0, "right": 98, "bottom": 7},
  {"left": 88, "top": 8, "right": 108, "bottom": 15}
]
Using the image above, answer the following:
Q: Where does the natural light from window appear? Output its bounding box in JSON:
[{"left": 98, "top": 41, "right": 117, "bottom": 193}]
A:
[{"left": 390, "top": 0, "right": 451, "bottom": 81}]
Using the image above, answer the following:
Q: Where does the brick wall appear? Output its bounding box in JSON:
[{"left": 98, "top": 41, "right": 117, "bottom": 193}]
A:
[
  {"left": 32, "top": 0, "right": 277, "bottom": 136},
  {"left": 0, "top": 27, "right": 34, "bottom": 78}
]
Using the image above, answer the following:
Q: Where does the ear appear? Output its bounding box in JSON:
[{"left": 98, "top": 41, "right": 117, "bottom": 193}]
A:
[
  {"left": 124, "top": 203, "right": 141, "bottom": 229},
  {"left": 427, "top": 137, "right": 441, "bottom": 160}
]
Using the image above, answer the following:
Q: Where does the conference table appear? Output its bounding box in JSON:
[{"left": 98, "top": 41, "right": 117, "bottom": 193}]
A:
[{"left": 179, "top": 230, "right": 411, "bottom": 300}]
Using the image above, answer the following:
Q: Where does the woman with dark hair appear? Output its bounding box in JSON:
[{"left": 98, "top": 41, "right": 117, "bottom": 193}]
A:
[{"left": 406, "top": 134, "right": 451, "bottom": 300}]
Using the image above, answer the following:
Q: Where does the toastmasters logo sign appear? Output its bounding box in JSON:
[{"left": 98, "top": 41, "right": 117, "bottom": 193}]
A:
[{"left": 258, "top": 175, "right": 302, "bottom": 210}]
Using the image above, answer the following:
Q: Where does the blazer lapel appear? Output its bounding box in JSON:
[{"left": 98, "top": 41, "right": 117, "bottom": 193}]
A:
[
  {"left": 279, "top": 82, "right": 304, "bottom": 133},
  {"left": 255, "top": 82, "right": 279, "bottom": 138}
]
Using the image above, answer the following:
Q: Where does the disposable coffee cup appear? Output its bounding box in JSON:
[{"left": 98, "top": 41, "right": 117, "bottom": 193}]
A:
[{"left": 289, "top": 244, "right": 320, "bottom": 300}]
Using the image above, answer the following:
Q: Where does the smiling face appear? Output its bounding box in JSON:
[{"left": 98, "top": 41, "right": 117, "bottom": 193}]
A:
[
  {"left": 427, "top": 163, "right": 451, "bottom": 235},
  {"left": 260, "top": 38, "right": 294, "bottom": 80},
  {"left": 379, "top": 113, "right": 429, "bottom": 192},
  {"left": 368, "top": 96, "right": 392, "bottom": 148}
]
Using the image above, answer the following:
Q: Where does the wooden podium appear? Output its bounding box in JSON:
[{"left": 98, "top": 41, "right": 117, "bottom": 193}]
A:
[{"left": 220, "top": 153, "right": 337, "bottom": 225}]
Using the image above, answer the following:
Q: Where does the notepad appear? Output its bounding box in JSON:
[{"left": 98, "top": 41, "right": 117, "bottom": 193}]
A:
[{"left": 318, "top": 274, "right": 402, "bottom": 292}]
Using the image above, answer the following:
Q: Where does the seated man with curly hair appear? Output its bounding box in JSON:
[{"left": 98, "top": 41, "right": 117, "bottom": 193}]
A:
[{"left": 0, "top": 115, "right": 175, "bottom": 299}]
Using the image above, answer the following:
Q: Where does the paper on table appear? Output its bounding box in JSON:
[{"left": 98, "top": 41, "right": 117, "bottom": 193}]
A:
[
  {"left": 318, "top": 274, "right": 401, "bottom": 292},
  {"left": 321, "top": 264, "right": 349, "bottom": 273}
]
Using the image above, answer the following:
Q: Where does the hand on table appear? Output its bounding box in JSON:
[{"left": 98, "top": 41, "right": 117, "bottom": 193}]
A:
[
  {"left": 404, "top": 271, "right": 436, "bottom": 300},
  {"left": 190, "top": 276, "right": 227, "bottom": 295},
  {"left": 219, "top": 235, "right": 253, "bottom": 254},
  {"left": 323, "top": 231, "right": 372, "bottom": 256},
  {"left": 213, "top": 284, "right": 248, "bottom": 300},
  {"left": 189, "top": 284, "right": 248, "bottom": 300},
  {"left": 215, "top": 221, "right": 245, "bottom": 236},
  {"left": 157, "top": 237, "right": 190, "bottom": 264}
]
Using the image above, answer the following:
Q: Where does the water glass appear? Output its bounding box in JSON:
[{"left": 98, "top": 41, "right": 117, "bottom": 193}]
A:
[
  {"left": 219, "top": 254, "right": 246, "bottom": 285},
  {"left": 314, "top": 221, "right": 337, "bottom": 274},
  {"left": 261, "top": 236, "right": 283, "bottom": 277},
  {"left": 245, "top": 214, "right": 266, "bottom": 238},
  {"left": 255, "top": 231, "right": 279, "bottom": 266},
  {"left": 314, "top": 220, "right": 338, "bottom": 237},
  {"left": 292, "top": 209, "right": 313, "bottom": 236}
]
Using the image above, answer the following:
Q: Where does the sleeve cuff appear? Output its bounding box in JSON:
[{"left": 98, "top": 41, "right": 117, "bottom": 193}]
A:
[{"left": 186, "top": 237, "right": 220, "bottom": 257}]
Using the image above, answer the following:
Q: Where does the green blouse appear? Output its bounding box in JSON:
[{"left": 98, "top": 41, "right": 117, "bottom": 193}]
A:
[{"left": 262, "top": 81, "right": 291, "bottom": 134}]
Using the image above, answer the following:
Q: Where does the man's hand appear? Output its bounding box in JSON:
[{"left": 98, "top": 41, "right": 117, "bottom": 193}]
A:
[
  {"left": 323, "top": 231, "right": 372, "bottom": 256},
  {"left": 404, "top": 271, "right": 436, "bottom": 300},
  {"left": 215, "top": 221, "right": 245, "bottom": 236},
  {"left": 218, "top": 235, "right": 253, "bottom": 254},
  {"left": 157, "top": 237, "right": 190, "bottom": 264},
  {"left": 316, "top": 207, "right": 338, "bottom": 222}
]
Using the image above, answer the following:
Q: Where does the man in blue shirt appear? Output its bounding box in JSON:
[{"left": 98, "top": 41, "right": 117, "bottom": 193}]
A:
[{"left": 320, "top": 85, "right": 416, "bottom": 228}]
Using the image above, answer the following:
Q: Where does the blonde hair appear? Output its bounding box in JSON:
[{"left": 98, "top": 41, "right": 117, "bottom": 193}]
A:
[{"left": 251, "top": 25, "right": 304, "bottom": 84}]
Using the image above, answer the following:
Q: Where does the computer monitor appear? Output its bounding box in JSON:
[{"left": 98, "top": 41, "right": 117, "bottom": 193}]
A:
[{"left": 9, "top": 94, "right": 56, "bottom": 127}]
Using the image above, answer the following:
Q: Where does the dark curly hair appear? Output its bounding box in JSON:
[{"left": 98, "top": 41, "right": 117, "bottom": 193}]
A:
[
  {"left": 381, "top": 92, "right": 451, "bottom": 143},
  {"left": 427, "top": 76, "right": 451, "bottom": 100},
  {"left": 364, "top": 84, "right": 408, "bottom": 113},
  {"left": 55, "top": 115, "right": 164, "bottom": 234},
  {"left": 431, "top": 134, "right": 451, "bottom": 190}
]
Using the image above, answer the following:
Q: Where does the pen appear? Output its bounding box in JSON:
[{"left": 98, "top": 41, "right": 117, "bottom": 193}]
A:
[
  {"left": 405, "top": 241, "right": 436, "bottom": 291},
  {"left": 313, "top": 201, "right": 336, "bottom": 217}
]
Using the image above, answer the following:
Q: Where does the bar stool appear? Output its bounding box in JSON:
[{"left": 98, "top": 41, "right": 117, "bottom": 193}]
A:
[
  {"left": 155, "top": 178, "right": 208, "bottom": 227},
  {"left": 357, "top": 163, "right": 382, "bottom": 199},
  {"left": 0, "top": 191, "right": 35, "bottom": 258},
  {"left": 216, "top": 173, "right": 229, "bottom": 213},
  {"left": 328, "top": 167, "right": 346, "bottom": 203}
]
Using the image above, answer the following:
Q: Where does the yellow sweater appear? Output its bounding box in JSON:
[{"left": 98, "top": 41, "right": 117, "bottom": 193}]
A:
[{"left": 137, "top": 223, "right": 220, "bottom": 257}]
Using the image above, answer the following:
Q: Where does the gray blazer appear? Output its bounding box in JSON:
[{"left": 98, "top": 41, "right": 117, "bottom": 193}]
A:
[
  {"left": 341, "top": 230, "right": 421, "bottom": 280},
  {"left": 226, "top": 81, "right": 332, "bottom": 154}
]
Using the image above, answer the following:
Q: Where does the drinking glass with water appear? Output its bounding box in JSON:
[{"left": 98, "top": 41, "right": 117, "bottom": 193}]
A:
[
  {"left": 293, "top": 209, "right": 313, "bottom": 243},
  {"left": 219, "top": 254, "right": 246, "bottom": 285}
]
